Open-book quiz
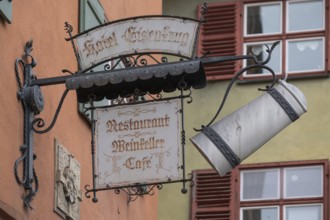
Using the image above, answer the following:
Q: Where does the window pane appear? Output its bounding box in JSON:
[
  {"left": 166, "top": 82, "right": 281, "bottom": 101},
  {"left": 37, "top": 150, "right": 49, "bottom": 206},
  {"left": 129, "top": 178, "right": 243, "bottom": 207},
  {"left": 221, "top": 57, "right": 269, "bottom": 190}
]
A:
[
  {"left": 244, "top": 42, "right": 281, "bottom": 75},
  {"left": 288, "top": 0, "right": 323, "bottom": 32},
  {"left": 242, "top": 207, "right": 278, "bottom": 220},
  {"left": 285, "top": 166, "right": 323, "bottom": 198},
  {"left": 241, "top": 169, "right": 279, "bottom": 200},
  {"left": 287, "top": 38, "right": 324, "bottom": 73},
  {"left": 285, "top": 205, "right": 322, "bottom": 220},
  {"left": 245, "top": 3, "right": 281, "bottom": 35}
]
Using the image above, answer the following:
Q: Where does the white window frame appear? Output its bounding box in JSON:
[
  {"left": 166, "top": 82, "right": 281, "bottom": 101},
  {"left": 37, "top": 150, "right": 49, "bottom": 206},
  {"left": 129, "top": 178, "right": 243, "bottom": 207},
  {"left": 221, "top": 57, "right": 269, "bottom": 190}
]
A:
[
  {"left": 240, "top": 206, "right": 279, "bottom": 220},
  {"left": 244, "top": 1, "right": 283, "bottom": 37},
  {"left": 240, "top": 168, "right": 280, "bottom": 201},
  {"left": 283, "top": 165, "right": 323, "bottom": 199},
  {"left": 243, "top": 40, "right": 282, "bottom": 77},
  {"left": 285, "top": 37, "right": 325, "bottom": 74},
  {"left": 286, "top": 0, "right": 325, "bottom": 34}
]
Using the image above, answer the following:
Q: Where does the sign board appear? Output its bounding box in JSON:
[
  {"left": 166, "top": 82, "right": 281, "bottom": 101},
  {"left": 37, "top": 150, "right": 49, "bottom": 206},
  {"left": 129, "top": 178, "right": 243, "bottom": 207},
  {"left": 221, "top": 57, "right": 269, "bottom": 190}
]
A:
[
  {"left": 95, "top": 99, "right": 181, "bottom": 188},
  {"left": 75, "top": 16, "right": 200, "bottom": 70}
]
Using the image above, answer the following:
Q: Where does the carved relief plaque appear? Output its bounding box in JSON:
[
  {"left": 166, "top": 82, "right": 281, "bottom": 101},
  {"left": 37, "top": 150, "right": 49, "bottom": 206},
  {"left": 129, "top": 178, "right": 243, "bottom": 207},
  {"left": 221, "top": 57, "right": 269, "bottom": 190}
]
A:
[{"left": 54, "top": 139, "right": 82, "bottom": 220}]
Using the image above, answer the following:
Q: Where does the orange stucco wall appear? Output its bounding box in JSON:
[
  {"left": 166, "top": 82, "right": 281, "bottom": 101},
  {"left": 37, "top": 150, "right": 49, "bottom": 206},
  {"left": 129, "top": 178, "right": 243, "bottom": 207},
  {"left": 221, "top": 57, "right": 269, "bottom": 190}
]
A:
[
  {"left": 0, "top": 0, "right": 161, "bottom": 219},
  {"left": 101, "top": 0, "right": 162, "bottom": 20}
]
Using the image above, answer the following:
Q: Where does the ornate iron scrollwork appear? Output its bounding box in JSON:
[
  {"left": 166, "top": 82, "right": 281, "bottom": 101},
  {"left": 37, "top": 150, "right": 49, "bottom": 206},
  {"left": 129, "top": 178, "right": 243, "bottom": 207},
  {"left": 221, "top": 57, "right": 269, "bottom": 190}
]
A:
[
  {"left": 14, "top": 40, "right": 41, "bottom": 209},
  {"left": 118, "top": 183, "right": 162, "bottom": 204},
  {"left": 14, "top": 41, "right": 70, "bottom": 208}
]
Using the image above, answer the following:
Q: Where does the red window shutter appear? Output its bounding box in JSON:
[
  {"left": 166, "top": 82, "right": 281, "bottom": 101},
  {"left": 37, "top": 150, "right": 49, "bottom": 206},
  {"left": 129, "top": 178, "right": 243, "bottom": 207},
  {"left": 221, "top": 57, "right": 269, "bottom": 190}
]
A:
[
  {"left": 190, "top": 169, "right": 237, "bottom": 220},
  {"left": 197, "top": 2, "right": 241, "bottom": 81}
]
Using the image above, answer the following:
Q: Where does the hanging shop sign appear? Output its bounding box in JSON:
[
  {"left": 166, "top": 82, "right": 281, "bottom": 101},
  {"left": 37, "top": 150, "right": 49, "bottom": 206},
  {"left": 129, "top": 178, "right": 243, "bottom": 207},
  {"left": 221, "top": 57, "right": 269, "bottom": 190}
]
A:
[
  {"left": 74, "top": 16, "right": 200, "bottom": 70},
  {"left": 95, "top": 99, "right": 181, "bottom": 188}
]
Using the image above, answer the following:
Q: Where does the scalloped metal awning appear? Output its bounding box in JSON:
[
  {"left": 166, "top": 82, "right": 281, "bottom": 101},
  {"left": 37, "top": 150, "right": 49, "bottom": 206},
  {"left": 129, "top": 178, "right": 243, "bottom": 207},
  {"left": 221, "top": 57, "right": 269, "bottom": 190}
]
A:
[{"left": 65, "top": 59, "right": 206, "bottom": 103}]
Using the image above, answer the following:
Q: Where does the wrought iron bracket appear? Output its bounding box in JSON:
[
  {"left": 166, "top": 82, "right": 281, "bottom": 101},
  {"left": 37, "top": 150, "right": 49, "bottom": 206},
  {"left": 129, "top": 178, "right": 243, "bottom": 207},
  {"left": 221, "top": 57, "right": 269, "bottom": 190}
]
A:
[
  {"left": 12, "top": 33, "right": 280, "bottom": 208},
  {"left": 14, "top": 41, "right": 43, "bottom": 209},
  {"left": 14, "top": 41, "right": 69, "bottom": 209}
]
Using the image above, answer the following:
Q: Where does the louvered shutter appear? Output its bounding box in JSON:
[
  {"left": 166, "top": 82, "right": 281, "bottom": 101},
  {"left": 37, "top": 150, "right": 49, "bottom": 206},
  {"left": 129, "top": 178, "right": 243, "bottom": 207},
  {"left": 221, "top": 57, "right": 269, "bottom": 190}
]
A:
[
  {"left": 197, "top": 2, "right": 241, "bottom": 81},
  {"left": 190, "top": 169, "right": 237, "bottom": 220}
]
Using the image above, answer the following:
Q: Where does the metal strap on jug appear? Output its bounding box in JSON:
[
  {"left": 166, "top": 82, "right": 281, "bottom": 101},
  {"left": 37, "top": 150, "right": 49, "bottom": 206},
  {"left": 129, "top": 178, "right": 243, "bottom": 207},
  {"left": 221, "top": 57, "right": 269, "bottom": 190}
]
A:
[
  {"left": 201, "top": 126, "right": 241, "bottom": 168},
  {"left": 267, "top": 88, "right": 299, "bottom": 122}
]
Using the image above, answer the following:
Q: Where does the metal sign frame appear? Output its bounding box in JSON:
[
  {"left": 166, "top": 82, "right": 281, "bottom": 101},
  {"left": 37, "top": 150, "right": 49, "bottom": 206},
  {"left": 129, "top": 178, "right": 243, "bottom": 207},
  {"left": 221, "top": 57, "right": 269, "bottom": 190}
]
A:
[
  {"left": 94, "top": 99, "right": 182, "bottom": 188},
  {"left": 85, "top": 87, "right": 192, "bottom": 203}
]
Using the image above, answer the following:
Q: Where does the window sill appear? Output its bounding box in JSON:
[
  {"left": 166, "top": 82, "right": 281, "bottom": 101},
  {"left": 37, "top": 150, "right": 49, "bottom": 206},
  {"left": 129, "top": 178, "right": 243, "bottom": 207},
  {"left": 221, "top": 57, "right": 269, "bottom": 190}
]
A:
[{"left": 237, "top": 71, "right": 330, "bottom": 84}]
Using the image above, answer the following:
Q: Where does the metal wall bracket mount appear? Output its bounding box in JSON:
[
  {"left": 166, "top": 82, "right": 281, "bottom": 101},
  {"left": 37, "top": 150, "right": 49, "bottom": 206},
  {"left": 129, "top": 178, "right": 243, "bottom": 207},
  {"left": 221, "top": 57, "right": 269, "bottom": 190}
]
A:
[
  {"left": 14, "top": 41, "right": 69, "bottom": 209},
  {"left": 14, "top": 40, "right": 43, "bottom": 209}
]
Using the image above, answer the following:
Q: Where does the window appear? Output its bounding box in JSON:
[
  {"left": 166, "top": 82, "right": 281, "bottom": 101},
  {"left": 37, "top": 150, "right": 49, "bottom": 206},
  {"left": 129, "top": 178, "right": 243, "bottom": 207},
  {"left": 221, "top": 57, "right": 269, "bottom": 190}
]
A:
[
  {"left": 240, "top": 164, "right": 326, "bottom": 220},
  {"left": 198, "top": 0, "right": 329, "bottom": 81},
  {"left": 241, "top": 206, "right": 279, "bottom": 220},
  {"left": 244, "top": 2, "right": 282, "bottom": 36},
  {"left": 243, "top": 0, "right": 326, "bottom": 79},
  {"left": 284, "top": 204, "right": 322, "bottom": 220},
  {"left": 241, "top": 169, "right": 279, "bottom": 201},
  {"left": 190, "top": 160, "right": 329, "bottom": 220},
  {"left": 284, "top": 166, "right": 323, "bottom": 198}
]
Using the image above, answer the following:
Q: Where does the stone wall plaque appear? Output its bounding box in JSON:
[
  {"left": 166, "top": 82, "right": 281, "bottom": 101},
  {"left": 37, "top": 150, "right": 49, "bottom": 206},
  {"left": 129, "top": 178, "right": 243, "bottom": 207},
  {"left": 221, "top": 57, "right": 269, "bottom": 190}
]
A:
[{"left": 54, "top": 139, "right": 82, "bottom": 220}]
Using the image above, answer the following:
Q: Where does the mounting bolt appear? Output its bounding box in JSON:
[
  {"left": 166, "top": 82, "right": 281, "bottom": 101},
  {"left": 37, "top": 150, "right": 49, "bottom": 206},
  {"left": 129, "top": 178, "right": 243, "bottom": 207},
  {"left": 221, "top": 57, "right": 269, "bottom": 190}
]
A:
[
  {"left": 17, "top": 91, "right": 24, "bottom": 101},
  {"left": 20, "top": 145, "right": 27, "bottom": 152}
]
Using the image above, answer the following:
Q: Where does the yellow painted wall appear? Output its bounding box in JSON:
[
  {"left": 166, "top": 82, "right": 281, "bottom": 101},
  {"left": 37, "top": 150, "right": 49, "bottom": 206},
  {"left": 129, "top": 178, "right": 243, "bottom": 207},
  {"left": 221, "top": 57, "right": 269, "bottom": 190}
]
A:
[
  {"left": 160, "top": 0, "right": 330, "bottom": 220},
  {"left": 0, "top": 0, "right": 161, "bottom": 219}
]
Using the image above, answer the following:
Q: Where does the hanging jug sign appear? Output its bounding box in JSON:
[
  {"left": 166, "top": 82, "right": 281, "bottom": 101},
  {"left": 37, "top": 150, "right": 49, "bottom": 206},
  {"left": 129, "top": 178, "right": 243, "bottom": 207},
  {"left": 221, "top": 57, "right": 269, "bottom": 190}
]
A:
[
  {"left": 73, "top": 16, "right": 200, "bottom": 70},
  {"left": 191, "top": 80, "right": 308, "bottom": 176},
  {"left": 95, "top": 99, "right": 181, "bottom": 188}
]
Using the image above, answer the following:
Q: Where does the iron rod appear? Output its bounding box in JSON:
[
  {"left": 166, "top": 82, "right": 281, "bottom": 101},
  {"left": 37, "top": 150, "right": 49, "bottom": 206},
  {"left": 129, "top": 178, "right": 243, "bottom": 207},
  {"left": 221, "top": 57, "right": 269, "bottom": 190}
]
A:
[
  {"left": 30, "top": 56, "right": 252, "bottom": 87},
  {"left": 90, "top": 99, "right": 98, "bottom": 203},
  {"left": 85, "top": 178, "right": 192, "bottom": 194},
  {"left": 30, "top": 74, "right": 73, "bottom": 87}
]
